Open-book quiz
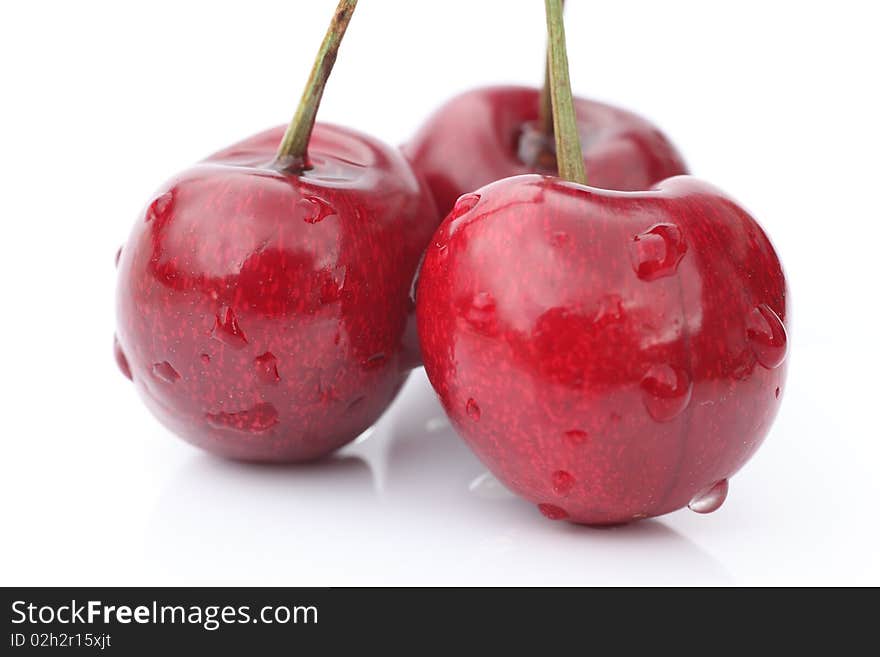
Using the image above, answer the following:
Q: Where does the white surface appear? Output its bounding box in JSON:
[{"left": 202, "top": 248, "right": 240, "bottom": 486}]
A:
[{"left": 1, "top": 0, "right": 878, "bottom": 586}]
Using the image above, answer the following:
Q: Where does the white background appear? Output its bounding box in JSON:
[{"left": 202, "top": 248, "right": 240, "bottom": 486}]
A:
[{"left": 1, "top": 0, "right": 878, "bottom": 586}]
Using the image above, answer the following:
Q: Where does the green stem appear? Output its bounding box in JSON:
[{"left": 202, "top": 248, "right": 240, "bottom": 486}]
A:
[
  {"left": 274, "top": 0, "right": 358, "bottom": 172},
  {"left": 537, "top": 0, "right": 564, "bottom": 138},
  {"left": 544, "top": 0, "right": 586, "bottom": 185}
]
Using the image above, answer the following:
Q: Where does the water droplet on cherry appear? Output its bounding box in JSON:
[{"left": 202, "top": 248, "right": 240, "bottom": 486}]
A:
[
  {"left": 775, "top": 386, "right": 780, "bottom": 399},
  {"left": 113, "top": 335, "right": 132, "bottom": 381},
  {"left": 298, "top": 195, "right": 337, "bottom": 224},
  {"left": 629, "top": 223, "right": 687, "bottom": 281},
  {"left": 688, "top": 479, "right": 729, "bottom": 514},
  {"left": 552, "top": 470, "right": 576, "bottom": 496},
  {"left": 746, "top": 304, "right": 788, "bottom": 369},
  {"left": 152, "top": 361, "right": 180, "bottom": 383},
  {"left": 200, "top": 353, "right": 211, "bottom": 365},
  {"left": 255, "top": 352, "right": 280, "bottom": 384},
  {"left": 212, "top": 306, "right": 248, "bottom": 349},
  {"left": 466, "top": 398, "right": 481, "bottom": 421},
  {"left": 538, "top": 503, "right": 569, "bottom": 520},
  {"left": 114, "top": 245, "right": 123, "bottom": 268},
  {"left": 640, "top": 363, "right": 692, "bottom": 421},
  {"left": 206, "top": 402, "right": 279, "bottom": 434}
]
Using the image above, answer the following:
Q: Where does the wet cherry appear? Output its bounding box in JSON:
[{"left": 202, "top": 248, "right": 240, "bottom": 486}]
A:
[
  {"left": 416, "top": 174, "right": 787, "bottom": 524},
  {"left": 115, "top": 0, "right": 438, "bottom": 461},
  {"left": 415, "top": 1, "right": 788, "bottom": 524}
]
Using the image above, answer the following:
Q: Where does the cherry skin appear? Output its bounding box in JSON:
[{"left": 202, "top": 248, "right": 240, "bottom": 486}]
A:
[
  {"left": 115, "top": 123, "right": 438, "bottom": 462},
  {"left": 403, "top": 85, "right": 688, "bottom": 217},
  {"left": 416, "top": 174, "right": 788, "bottom": 525}
]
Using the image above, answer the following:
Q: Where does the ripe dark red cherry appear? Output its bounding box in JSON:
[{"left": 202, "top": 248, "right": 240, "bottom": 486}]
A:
[
  {"left": 416, "top": 174, "right": 788, "bottom": 524},
  {"left": 115, "top": 0, "right": 439, "bottom": 461},
  {"left": 403, "top": 85, "right": 688, "bottom": 217},
  {"left": 115, "top": 123, "right": 436, "bottom": 461}
]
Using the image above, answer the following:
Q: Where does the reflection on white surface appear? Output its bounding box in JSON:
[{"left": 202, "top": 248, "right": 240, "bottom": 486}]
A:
[
  {"left": 468, "top": 472, "right": 516, "bottom": 500},
  {"left": 147, "top": 370, "right": 732, "bottom": 585}
]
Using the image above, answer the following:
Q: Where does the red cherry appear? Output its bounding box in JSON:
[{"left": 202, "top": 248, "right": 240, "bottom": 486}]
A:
[
  {"left": 116, "top": 123, "right": 436, "bottom": 461},
  {"left": 115, "top": 0, "right": 440, "bottom": 461},
  {"left": 416, "top": 174, "right": 788, "bottom": 524},
  {"left": 403, "top": 86, "right": 688, "bottom": 217}
]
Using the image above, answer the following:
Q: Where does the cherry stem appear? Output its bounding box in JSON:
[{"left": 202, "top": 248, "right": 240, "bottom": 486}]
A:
[
  {"left": 274, "top": 0, "right": 358, "bottom": 173},
  {"left": 538, "top": 0, "right": 564, "bottom": 138},
  {"left": 544, "top": 0, "right": 586, "bottom": 185}
]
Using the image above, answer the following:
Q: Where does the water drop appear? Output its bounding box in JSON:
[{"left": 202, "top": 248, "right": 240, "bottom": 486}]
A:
[
  {"left": 114, "top": 245, "right": 123, "bottom": 268},
  {"left": 152, "top": 361, "right": 180, "bottom": 383},
  {"left": 746, "top": 304, "right": 788, "bottom": 369},
  {"left": 775, "top": 386, "right": 780, "bottom": 399},
  {"left": 640, "top": 363, "right": 692, "bottom": 421},
  {"left": 466, "top": 398, "right": 481, "bottom": 421},
  {"left": 537, "top": 503, "right": 569, "bottom": 520},
  {"left": 298, "top": 195, "right": 337, "bottom": 224},
  {"left": 362, "top": 352, "right": 387, "bottom": 370},
  {"left": 552, "top": 470, "right": 576, "bottom": 496},
  {"left": 629, "top": 223, "right": 687, "bottom": 281},
  {"left": 206, "top": 402, "right": 279, "bottom": 434},
  {"left": 469, "top": 472, "right": 514, "bottom": 500},
  {"left": 145, "top": 191, "right": 173, "bottom": 222},
  {"left": 255, "top": 352, "right": 280, "bottom": 384},
  {"left": 113, "top": 335, "right": 132, "bottom": 381},
  {"left": 688, "top": 479, "right": 729, "bottom": 514},
  {"left": 449, "top": 193, "right": 481, "bottom": 219},
  {"left": 200, "top": 353, "right": 211, "bottom": 365},
  {"left": 212, "top": 306, "right": 248, "bottom": 349},
  {"left": 564, "top": 429, "right": 589, "bottom": 446}
]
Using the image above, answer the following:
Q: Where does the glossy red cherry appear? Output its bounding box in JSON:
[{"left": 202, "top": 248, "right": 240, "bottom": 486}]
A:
[
  {"left": 403, "top": 85, "right": 688, "bottom": 217},
  {"left": 115, "top": 123, "right": 436, "bottom": 461},
  {"left": 416, "top": 174, "right": 788, "bottom": 524}
]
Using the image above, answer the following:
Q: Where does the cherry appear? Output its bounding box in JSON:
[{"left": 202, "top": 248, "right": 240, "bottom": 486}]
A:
[
  {"left": 416, "top": 174, "right": 787, "bottom": 524},
  {"left": 404, "top": 3, "right": 686, "bottom": 218},
  {"left": 415, "top": 0, "right": 788, "bottom": 524},
  {"left": 404, "top": 12, "right": 688, "bottom": 220},
  {"left": 115, "top": 0, "right": 438, "bottom": 461}
]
